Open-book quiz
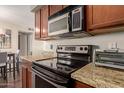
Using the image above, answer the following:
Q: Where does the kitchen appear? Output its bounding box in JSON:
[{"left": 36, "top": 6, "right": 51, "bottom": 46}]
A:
[{"left": 0, "top": 5, "right": 124, "bottom": 88}]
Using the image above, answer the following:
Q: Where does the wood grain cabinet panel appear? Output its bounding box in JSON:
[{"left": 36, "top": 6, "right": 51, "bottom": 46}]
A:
[
  {"left": 49, "top": 5, "right": 63, "bottom": 16},
  {"left": 41, "top": 6, "right": 48, "bottom": 38},
  {"left": 74, "top": 81, "right": 93, "bottom": 88},
  {"left": 87, "top": 5, "right": 124, "bottom": 32},
  {"left": 35, "top": 10, "right": 41, "bottom": 39},
  {"left": 35, "top": 6, "right": 49, "bottom": 39},
  {"left": 22, "top": 66, "right": 27, "bottom": 88},
  {"left": 22, "top": 60, "right": 32, "bottom": 88},
  {"left": 27, "top": 70, "right": 32, "bottom": 88}
]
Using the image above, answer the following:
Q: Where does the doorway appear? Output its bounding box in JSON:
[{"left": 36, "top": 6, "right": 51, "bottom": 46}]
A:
[{"left": 18, "top": 32, "right": 32, "bottom": 56}]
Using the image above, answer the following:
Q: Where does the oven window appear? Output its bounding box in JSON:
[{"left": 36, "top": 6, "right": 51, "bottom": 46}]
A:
[{"left": 35, "top": 75, "right": 56, "bottom": 88}]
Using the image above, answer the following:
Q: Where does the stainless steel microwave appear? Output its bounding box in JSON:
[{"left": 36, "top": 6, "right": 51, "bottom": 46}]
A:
[
  {"left": 48, "top": 12, "right": 69, "bottom": 36},
  {"left": 48, "top": 6, "right": 85, "bottom": 36}
]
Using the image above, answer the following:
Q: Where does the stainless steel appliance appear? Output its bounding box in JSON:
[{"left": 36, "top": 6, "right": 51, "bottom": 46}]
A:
[
  {"left": 95, "top": 51, "right": 124, "bottom": 70},
  {"left": 48, "top": 12, "right": 69, "bottom": 36},
  {"left": 32, "top": 45, "right": 94, "bottom": 88},
  {"left": 72, "top": 7, "right": 83, "bottom": 32},
  {"left": 48, "top": 6, "right": 85, "bottom": 36}
]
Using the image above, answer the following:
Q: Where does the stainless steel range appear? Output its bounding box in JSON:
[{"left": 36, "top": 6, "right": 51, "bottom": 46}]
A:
[{"left": 32, "top": 45, "right": 94, "bottom": 88}]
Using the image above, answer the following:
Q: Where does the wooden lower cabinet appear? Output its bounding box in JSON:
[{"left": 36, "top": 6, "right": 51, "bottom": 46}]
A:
[
  {"left": 22, "top": 66, "right": 27, "bottom": 88},
  {"left": 27, "top": 70, "right": 32, "bottom": 88},
  {"left": 73, "top": 81, "right": 94, "bottom": 88},
  {"left": 22, "top": 60, "right": 32, "bottom": 88}
]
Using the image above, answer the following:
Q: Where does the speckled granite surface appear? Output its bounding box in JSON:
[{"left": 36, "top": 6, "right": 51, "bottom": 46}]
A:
[
  {"left": 21, "top": 52, "right": 56, "bottom": 62},
  {"left": 71, "top": 63, "right": 124, "bottom": 88}
]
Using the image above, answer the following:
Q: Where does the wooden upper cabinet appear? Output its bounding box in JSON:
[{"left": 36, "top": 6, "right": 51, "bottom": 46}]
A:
[
  {"left": 35, "top": 10, "right": 41, "bottom": 39},
  {"left": 40, "top": 9, "right": 43, "bottom": 38},
  {"left": 41, "top": 6, "right": 48, "bottom": 38},
  {"left": 35, "top": 6, "right": 49, "bottom": 39},
  {"left": 49, "top": 5, "right": 63, "bottom": 16},
  {"left": 87, "top": 5, "right": 124, "bottom": 31}
]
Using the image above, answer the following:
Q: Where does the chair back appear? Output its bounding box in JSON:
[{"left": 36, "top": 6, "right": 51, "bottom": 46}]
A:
[{"left": 0, "top": 52, "right": 7, "bottom": 63}]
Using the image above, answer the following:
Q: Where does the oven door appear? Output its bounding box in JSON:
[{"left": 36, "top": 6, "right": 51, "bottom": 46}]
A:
[{"left": 32, "top": 68, "right": 66, "bottom": 88}]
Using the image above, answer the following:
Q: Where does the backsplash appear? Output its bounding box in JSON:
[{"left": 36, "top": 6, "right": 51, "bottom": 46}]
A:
[{"left": 42, "top": 31, "right": 124, "bottom": 53}]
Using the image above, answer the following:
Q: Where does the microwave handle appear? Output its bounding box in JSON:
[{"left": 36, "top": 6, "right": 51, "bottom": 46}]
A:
[{"left": 68, "top": 12, "right": 72, "bottom": 32}]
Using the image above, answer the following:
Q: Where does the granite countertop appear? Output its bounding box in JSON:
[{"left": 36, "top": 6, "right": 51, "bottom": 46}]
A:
[
  {"left": 21, "top": 52, "right": 56, "bottom": 62},
  {"left": 71, "top": 63, "right": 124, "bottom": 88}
]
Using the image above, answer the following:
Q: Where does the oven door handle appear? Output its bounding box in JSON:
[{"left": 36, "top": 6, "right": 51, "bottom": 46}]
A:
[{"left": 32, "top": 68, "right": 68, "bottom": 86}]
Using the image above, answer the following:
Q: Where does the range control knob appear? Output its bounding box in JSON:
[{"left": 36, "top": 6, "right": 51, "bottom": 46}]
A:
[
  {"left": 84, "top": 47, "right": 88, "bottom": 51},
  {"left": 61, "top": 47, "right": 63, "bottom": 50},
  {"left": 58, "top": 47, "right": 63, "bottom": 50},
  {"left": 80, "top": 47, "right": 83, "bottom": 50}
]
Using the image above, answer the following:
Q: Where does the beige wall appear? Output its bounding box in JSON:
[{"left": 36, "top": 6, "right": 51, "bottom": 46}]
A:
[
  {"left": 43, "top": 31, "right": 124, "bottom": 53},
  {"left": 2, "top": 20, "right": 124, "bottom": 56},
  {"left": 0, "top": 21, "right": 44, "bottom": 55}
]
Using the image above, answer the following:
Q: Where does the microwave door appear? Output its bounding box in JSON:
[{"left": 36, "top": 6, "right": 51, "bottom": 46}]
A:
[
  {"left": 48, "top": 13, "right": 69, "bottom": 36},
  {"left": 72, "top": 7, "right": 83, "bottom": 32}
]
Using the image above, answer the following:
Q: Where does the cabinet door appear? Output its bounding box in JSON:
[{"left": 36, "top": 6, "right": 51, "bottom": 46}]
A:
[
  {"left": 22, "top": 66, "right": 27, "bottom": 88},
  {"left": 27, "top": 70, "right": 32, "bottom": 88},
  {"left": 87, "top": 5, "right": 124, "bottom": 30},
  {"left": 41, "top": 6, "right": 48, "bottom": 38},
  {"left": 49, "top": 5, "right": 63, "bottom": 16},
  {"left": 35, "top": 10, "right": 41, "bottom": 39},
  {"left": 74, "top": 81, "right": 93, "bottom": 88}
]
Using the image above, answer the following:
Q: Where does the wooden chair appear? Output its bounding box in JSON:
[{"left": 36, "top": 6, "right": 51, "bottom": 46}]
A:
[
  {"left": 0, "top": 52, "right": 7, "bottom": 81},
  {"left": 16, "top": 50, "right": 20, "bottom": 73},
  {"left": 7, "top": 50, "right": 20, "bottom": 73}
]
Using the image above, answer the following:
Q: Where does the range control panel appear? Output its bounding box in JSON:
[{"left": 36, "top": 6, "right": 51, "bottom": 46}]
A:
[{"left": 57, "top": 45, "right": 91, "bottom": 54}]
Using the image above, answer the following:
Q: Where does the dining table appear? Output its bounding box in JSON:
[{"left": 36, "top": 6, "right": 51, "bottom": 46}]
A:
[{"left": 7, "top": 52, "right": 16, "bottom": 80}]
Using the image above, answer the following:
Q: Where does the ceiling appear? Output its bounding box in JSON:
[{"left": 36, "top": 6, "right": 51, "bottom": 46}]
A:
[{"left": 0, "top": 5, "right": 34, "bottom": 30}]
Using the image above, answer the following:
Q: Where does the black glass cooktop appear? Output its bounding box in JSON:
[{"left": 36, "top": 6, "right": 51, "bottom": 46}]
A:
[
  {"left": 32, "top": 57, "right": 89, "bottom": 74},
  {"left": 33, "top": 58, "right": 75, "bottom": 74},
  {"left": 35, "top": 58, "right": 58, "bottom": 68}
]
